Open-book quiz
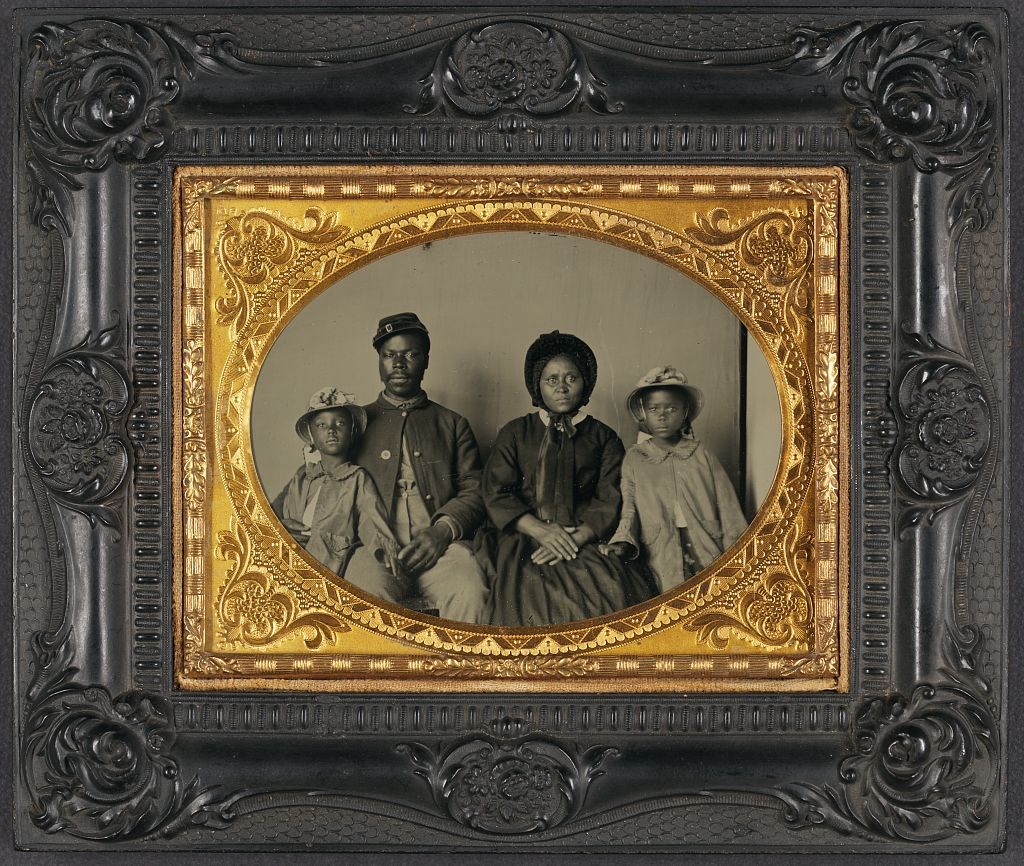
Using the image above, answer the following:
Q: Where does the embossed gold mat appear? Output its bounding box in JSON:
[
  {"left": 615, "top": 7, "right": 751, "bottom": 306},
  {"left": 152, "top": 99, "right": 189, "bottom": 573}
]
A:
[{"left": 173, "top": 164, "right": 848, "bottom": 691}]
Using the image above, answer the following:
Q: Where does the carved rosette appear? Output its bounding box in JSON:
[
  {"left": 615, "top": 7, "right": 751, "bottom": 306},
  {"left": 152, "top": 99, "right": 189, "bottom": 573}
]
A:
[
  {"left": 22, "top": 633, "right": 242, "bottom": 840},
  {"left": 893, "top": 336, "right": 991, "bottom": 534},
  {"left": 781, "top": 21, "right": 997, "bottom": 229},
  {"left": 399, "top": 718, "right": 616, "bottom": 834},
  {"left": 406, "top": 22, "right": 622, "bottom": 130},
  {"left": 896, "top": 360, "right": 988, "bottom": 499},
  {"left": 27, "top": 324, "right": 130, "bottom": 530},
  {"left": 778, "top": 628, "right": 998, "bottom": 841}
]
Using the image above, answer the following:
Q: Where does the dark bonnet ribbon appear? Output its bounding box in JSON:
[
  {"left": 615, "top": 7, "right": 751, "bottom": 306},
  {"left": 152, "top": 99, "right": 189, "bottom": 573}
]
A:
[{"left": 535, "top": 413, "right": 576, "bottom": 526}]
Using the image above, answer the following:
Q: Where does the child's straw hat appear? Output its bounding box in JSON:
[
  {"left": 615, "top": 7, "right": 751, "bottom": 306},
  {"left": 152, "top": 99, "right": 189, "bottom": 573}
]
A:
[
  {"left": 626, "top": 367, "right": 703, "bottom": 424},
  {"left": 295, "top": 387, "right": 367, "bottom": 444}
]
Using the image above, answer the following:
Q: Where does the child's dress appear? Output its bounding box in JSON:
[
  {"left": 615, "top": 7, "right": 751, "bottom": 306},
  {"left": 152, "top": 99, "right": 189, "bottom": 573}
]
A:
[
  {"left": 478, "top": 411, "right": 656, "bottom": 626},
  {"left": 271, "top": 460, "right": 402, "bottom": 594},
  {"left": 609, "top": 436, "right": 748, "bottom": 592}
]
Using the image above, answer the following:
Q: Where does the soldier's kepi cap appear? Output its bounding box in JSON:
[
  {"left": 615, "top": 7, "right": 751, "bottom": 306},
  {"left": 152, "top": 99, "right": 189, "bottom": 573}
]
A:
[{"left": 372, "top": 312, "right": 430, "bottom": 350}]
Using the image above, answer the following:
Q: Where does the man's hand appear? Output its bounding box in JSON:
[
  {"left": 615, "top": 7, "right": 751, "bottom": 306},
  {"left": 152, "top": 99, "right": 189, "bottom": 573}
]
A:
[{"left": 398, "top": 523, "right": 452, "bottom": 574}]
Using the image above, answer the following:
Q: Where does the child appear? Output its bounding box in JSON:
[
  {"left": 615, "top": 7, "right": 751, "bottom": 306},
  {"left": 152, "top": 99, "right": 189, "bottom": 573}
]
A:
[
  {"left": 271, "top": 387, "right": 405, "bottom": 602},
  {"left": 602, "top": 366, "right": 748, "bottom": 592},
  {"left": 478, "top": 331, "right": 655, "bottom": 626}
]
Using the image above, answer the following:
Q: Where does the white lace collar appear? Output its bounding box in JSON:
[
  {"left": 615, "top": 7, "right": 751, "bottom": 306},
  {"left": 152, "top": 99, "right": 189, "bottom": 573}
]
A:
[{"left": 536, "top": 408, "right": 589, "bottom": 427}]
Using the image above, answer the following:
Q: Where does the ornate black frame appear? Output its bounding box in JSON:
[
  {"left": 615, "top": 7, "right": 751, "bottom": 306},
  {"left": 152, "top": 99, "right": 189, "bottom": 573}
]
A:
[{"left": 12, "top": 3, "right": 1007, "bottom": 853}]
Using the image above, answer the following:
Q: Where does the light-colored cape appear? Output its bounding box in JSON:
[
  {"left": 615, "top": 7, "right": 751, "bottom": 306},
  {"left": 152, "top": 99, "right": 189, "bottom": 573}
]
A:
[
  {"left": 271, "top": 461, "right": 399, "bottom": 575},
  {"left": 610, "top": 437, "right": 748, "bottom": 591}
]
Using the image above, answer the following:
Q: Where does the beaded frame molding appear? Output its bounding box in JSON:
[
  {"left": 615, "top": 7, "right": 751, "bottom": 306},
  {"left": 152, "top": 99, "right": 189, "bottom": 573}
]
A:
[{"left": 13, "top": 4, "right": 1007, "bottom": 853}]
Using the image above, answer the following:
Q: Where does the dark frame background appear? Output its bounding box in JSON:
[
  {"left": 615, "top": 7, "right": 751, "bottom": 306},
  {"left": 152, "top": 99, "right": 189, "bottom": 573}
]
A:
[{"left": 6, "top": 0, "right": 1015, "bottom": 859}]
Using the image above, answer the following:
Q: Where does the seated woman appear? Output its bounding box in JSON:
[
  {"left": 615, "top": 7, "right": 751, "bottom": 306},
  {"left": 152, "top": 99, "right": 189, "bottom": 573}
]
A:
[{"left": 478, "top": 331, "right": 656, "bottom": 626}]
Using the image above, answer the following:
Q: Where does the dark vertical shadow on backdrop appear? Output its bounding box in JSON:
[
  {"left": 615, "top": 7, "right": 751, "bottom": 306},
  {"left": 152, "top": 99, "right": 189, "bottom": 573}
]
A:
[{"left": 738, "top": 321, "right": 750, "bottom": 519}]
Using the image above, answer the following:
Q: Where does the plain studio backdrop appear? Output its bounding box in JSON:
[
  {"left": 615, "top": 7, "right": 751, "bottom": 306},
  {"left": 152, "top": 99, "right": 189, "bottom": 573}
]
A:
[{"left": 252, "top": 231, "right": 782, "bottom": 518}]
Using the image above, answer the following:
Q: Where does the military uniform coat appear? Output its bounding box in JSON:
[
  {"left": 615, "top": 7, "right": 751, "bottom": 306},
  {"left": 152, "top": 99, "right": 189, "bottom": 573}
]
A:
[{"left": 354, "top": 394, "right": 486, "bottom": 540}]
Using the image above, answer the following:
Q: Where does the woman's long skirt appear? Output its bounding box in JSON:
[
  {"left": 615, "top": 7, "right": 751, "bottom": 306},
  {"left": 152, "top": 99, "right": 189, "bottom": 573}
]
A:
[{"left": 477, "top": 530, "right": 657, "bottom": 627}]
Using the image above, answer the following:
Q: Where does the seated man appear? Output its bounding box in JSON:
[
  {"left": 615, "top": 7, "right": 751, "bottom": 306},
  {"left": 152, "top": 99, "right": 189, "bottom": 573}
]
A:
[{"left": 350, "top": 312, "right": 489, "bottom": 623}]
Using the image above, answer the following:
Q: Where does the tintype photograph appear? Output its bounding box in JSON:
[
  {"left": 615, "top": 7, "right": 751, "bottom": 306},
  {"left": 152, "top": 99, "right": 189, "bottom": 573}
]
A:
[
  {"left": 12, "top": 2, "right": 1008, "bottom": 856},
  {"left": 250, "top": 232, "right": 782, "bottom": 627}
]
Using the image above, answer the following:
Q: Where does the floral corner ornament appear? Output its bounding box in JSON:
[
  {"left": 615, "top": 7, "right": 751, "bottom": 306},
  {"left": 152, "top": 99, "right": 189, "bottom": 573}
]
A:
[
  {"left": 778, "top": 20, "right": 998, "bottom": 231},
  {"left": 405, "top": 22, "right": 622, "bottom": 132},
  {"left": 775, "top": 627, "right": 998, "bottom": 842},
  {"left": 26, "top": 321, "right": 131, "bottom": 531},
  {"left": 24, "top": 18, "right": 249, "bottom": 232},
  {"left": 398, "top": 716, "right": 618, "bottom": 834},
  {"left": 21, "top": 632, "right": 245, "bottom": 841}
]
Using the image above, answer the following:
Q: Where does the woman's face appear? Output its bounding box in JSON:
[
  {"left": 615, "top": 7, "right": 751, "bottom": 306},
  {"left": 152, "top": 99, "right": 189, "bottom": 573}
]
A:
[
  {"left": 539, "top": 355, "right": 585, "bottom": 414},
  {"left": 307, "top": 407, "right": 353, "bottom": 457}
]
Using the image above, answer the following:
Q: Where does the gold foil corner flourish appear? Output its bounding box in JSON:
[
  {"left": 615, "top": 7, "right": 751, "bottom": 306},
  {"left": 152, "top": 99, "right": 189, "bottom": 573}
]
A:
[{"left": 215, "top": 521, "right": 351, "bottom": 651}]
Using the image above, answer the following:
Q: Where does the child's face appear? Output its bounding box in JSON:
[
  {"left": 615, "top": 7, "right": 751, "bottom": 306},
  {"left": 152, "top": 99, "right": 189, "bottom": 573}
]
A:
[
  {"left": 642, "top": 388, "right": 690, "bottom": 441},
  {"left": 308, "top": 407, "right": 353, "bottom": 457},
  {"left": 539, "top": 355, "right": 585, "bottom": 414}
]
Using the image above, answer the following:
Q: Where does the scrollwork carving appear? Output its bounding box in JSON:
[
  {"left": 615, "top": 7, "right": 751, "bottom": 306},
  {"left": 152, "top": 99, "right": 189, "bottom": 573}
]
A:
[
  {"left": 776, "top": 627, "right": 998, "bottom": 842},
  {"left": 26, "top": 320, "right": 130, "bottom": 531},
  {"left": 218, "top": 208, "right": 350, "bottom": 287},
  {"left": 22, "top": 631, "right": 246, "bottom": 840},
  {"left": 26, "top": 20, "right": 178, "bottom": 230},
  {"left": 688, "top": 524, "right": 815, "bottom": 651},
  {"left": 23, "top": 19, "right": 245, "bottom": 231},
  {"left": 182, "top": 612, "right": 240, "bottom": 676},
  {"left": 780, "top": 21, "right": 998, "bottom": 230},
  {"left": 398, "top": 717, "right": 617, "bottom": 834},
  {"left": 406, "top": 22, "right": 622, "bottom": 131},
  {"left": 420, "top": 656, "right": 600, "bottom": 678},
  {"left": 418, "top": 178, "right": 601, "bottom": 197}
]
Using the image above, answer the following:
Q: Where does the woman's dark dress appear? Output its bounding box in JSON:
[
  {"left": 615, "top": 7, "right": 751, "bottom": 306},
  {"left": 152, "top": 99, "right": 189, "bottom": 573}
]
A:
[{"left": 479, "top": 413, "right": 656, "bottom": 626}]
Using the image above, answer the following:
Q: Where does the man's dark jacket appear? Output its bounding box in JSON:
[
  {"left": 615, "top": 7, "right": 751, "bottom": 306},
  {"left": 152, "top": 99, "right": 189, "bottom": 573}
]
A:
[{"left": 354, "top": 395, "right": 486, "bottom": 539}]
